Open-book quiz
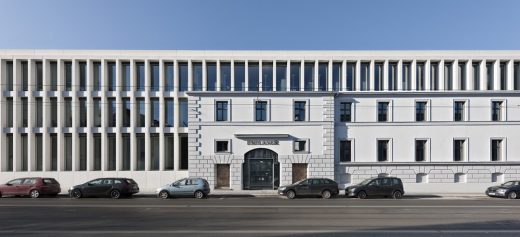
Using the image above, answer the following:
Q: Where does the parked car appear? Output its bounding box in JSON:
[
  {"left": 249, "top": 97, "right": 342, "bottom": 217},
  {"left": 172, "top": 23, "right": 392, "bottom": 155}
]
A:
[
  {"left": 156, "top": 178, "right": 210, "bottom": 199},
  {"left": 278, "top": 178, "right": 339, "bottom": 199},
  {"left": 69, "top": 178, "right": 139, "bottom": 199},
  {"left": 486, "top": 181, "right": 520, "bottom": 199},
  {"left": 0, "top": 177, "right": 61, "bottom": 198},
  {"left": 346, "top": 176, "right": 404, "bottom": 199}
]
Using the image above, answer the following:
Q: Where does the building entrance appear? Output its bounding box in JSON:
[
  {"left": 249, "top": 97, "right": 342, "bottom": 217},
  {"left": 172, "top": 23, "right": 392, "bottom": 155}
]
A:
[{"left": 243, "top": 148, "right": 280, "bottom": 190}]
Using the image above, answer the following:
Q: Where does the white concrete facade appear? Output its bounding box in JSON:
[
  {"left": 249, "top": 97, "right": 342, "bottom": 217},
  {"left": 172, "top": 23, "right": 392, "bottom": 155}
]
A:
[{"left": 0, "top": 50, "right": 519, "bottom": 193}]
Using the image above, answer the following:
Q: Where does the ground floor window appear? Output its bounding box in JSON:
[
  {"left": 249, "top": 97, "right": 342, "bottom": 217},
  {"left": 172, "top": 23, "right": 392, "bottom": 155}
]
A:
[{"left": 180, "top": 134, "right": 188, "bottom": 170}]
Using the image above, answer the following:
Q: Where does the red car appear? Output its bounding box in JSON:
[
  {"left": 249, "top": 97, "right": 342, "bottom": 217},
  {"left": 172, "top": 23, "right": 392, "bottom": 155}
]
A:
[{"left": 0, "top": 177, "right": 61, "bottom": 198}]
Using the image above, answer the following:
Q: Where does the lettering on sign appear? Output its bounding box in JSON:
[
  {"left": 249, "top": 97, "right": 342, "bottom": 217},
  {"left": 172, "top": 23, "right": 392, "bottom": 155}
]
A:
[{"left": 247, "top": 140, "right": 279, "bottom": 145}]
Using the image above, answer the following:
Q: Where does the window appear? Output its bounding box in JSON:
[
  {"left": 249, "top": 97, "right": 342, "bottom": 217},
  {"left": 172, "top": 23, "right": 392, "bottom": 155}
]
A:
[
  {"left": 515, "top": 62, "right": 520, "bottom": 90},
  {"left": 453, "top": 139, "right": 466, "bottom": 161},
  {"left": 454, "top": 173, "right": 467, "bottom": 183},
  {"left": 136, "top": 98, "right": 145, "bottom": 127},
  {"left": 486, "top": 62, "right": 493, "bottom": 90},
  {"left": 6, "top": 98, "right": 13, "bottom": 127},
  {"left": 5, "top": 61, "right": 13, "bottom": 91},
  {"left": 491, "top": 101, "right": 503, "bottom": 121},
  {"left": 262, "top": 62, "right": 273, "bottom": 91},
  {"left": 276, "top": 62, "right": 287, "bottom": 91},
  {"left": 150, "top": 62, "right": 160, "bottom": 91},
  {"left": 304, "top": 62, "right": 314, "bottom": 91},
  {"left": 21, "top": 134, "right": 28, "bottom": 171},
  {"left": 416, "top": 173, "right": 428, "bottom": 183},
  {"left": 36, "top": 61, "right": 43, "bottom": 90},
  {"left": 293, "top": 140, "right": 307, "bottom": 152},
  {"left": 221, "top": 62, "right": 231, "bottom": 91},
  {"left": 21, "top": 98, "right": 28, "bottom": 127},
  {"left": 21, "top": 61, "right": 28, "bottom": 91},
  {"left": 454, "top": 101, "right": 466, "bottom": 121},
  {"left": 64, "top": 134, "right": 72, "bottom": 171},
  {"left": 165, "top": 134, "right": 175, "bottom": 170},
  {"left": 50, "top": 134, "right": 57, "bottom": 171},
  {"left": 374, "top": 62, "right": 383, "bottom": 91},
  {"left": 340, "top": 140, "right": 352, "bottom": 162},
  {"left": 107, "top": 98, "right": 116, "bottom": 127},
  {"left": 122, "top": 98, "right": 131, "bottom": 127},
  {"left": 430, "top": 62, "right": 439, "bottom": 90},
  {"left": 107, "top": 62, "right": 116, "bottom": 91},
  {"left": 377, "top": 102, "right": 389, "bottom": 122},
  {"left": 50, "top": 98, "right": 57, "bottom": 127},
  {"left": 389, "top": 62, "right": 398, "bottom": 91},
  {"left": 179, "top": 62, "right": 188, "bottom": 92},
  {"left": 415, "top": 101, "right": 427, "bottom": 122},
  {"left": 377, "top": 140, "right": 389, "bottom": 162},
  {"left": 415, "top": 140, "right": 427, "bottom": 162},
  {"left": 290, "top": 62, "right": 301, "bottom": 91},
  {"left": 121, "top": 134, "right": 131, "bottom": 171},
  {"left": 93, "top": 134, "right": 101, "bottom": 171},
  {"left": 6, "top": 134, "right": 13, "bottom": 171},
  {"left": 136, "top": 62, "right": 145, "bottom": 91},
  {"left": 179, "top": 99, "right": 188, "bottom": 127},
  {"left": 151, "top": 98, "right": 160, "bottom": 127},
  {"left": 207, "top": 62, "right": 217, "bottom": 91},
  {"left": 180, "top": 134, "right": 189, "bottom": 170},
  {"left": 416, "top": 62, "right": 425, "bottom": 91},
  {"left": 79, "top": 62, "right": 87, "bottom": 91},
  {"left": 294, "top": 101, "right": 306, "bottom": 121},
  {"left": 215, "top": 101, "right": 228, "bottom": 122},
  {"left": 64, "top": 61, "right": 72, "bottom": 91},
  {"left": 444, "top": 62, "right": 453, "bottom": 90},
  {"left": 79, "top": 134, "right": 87, "bottom": 171},
  {"left": 165, "top": 98, "right": 174, "bottom": 127},
  {"left": 64, "top": 98, "right": 72, "bottom": 127},
  {"left": 215, "top": 140, "right": 230, "bottom": 153},
  {"left": 339, "top": 102, "right": 352, "bottom": 122},
  {"left": 318, "top": 62, "right": 328, "bottom": 91},
  {"left": 248, "top": 62, "right": 259, "bottom": 91},
  {"left": 458, "top": 62, "right": 467, "bottom": 90},
  {"left": 234, "top": 62, "right": 245, "bottom": 91},
  {"left": 150, "top": 134, "right": 160, "bottom": 170},
  {"left": 347, "top": 63, "right": 355, "bottom": 91},
  {"left": 122, "top": 62, "right": 131, "bottom": 91},
  {"left": 192, "top": 62, "right": 203, "bottom": 91},
  {"left": 402, "top": 62, "right": 411, "bottom": 90},
  {"left": 164, "top": 62, "right": 174, "bottom": 91},
  {"left": 491, "top": 139, "right": 503, "bottom": 161},
  {"left": 93, "top": 98, "right": 101, "bottom": 127},
  {"left": 107, "top": 134, "right": 116, "bottom": 171},
  {"left": 255, "top": 101, "right": 268, "bottom": 122},
  {"left": 136, "top": 134, "right": 145, "bottom": 170},
  {"left": 93, "top": 62, "right": 101, "bottom": 91},
  {"left": 35, "top": 134, "right": 42, "bottom": 171},
  {"left": 360, "top": 62, "right": 369, "bottom": 91},
  {"left": 500, "top": 62, "right": 507, "bottom": 90},
  {"left": 472, "top": 62, "right": 480, "bottom": 90},
  {"left": 332, "top": 62, "right": 342, "bottom": 91}
]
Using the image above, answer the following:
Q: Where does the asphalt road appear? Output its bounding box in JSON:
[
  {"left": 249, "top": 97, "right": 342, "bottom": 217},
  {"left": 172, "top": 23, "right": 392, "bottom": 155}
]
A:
[{"left": 1, "top": 196, "right": 520, "bottom": 236}]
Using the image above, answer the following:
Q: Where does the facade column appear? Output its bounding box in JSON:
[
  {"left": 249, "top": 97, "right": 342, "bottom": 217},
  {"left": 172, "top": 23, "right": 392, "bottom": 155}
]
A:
[
  {"left": 286, "top": 61, "right": 290, "bottom": 91},
  {"left": 173, "top": 60, "right": 180, "bottom": 171},
  {"left": 425, "top": 60, "right": 431, "bottom": 91},
  {"left": 144, "top": 60, "right": 151, "bottom": 171},
  {"left": 383, "top": 60, "right": 389, "bottom": 91},
  {"left": 230, "top": 60, "right": 235, "bottom": 91},
  {"left": 299, "top": 61, "right": 304, "bottom": 91},
  {"left": 355, "top": 60, "right": 361, "bottom": 91},
  {"left": 313, "top": 60, "right": 318, "bottom": 91},
  {"left": 216, "top": 60, "right": 221, "bottom": 91},
  {"left": 272, "top": 60, "right": 277, "bottom": 91},
  {"left": 493, "top": 60, "right": 500, "bottom": 90},
  {"left": 130, "top": 59, "right": 136, "bottom": 171},
  {"left": 411, "top": 60, "right": 417, "bottom": 91},
  {"left": 507, "top": 60, "right": 514, "bottom": 90},
  {"left": 397, "top": 60, "right": 403, "bottom": 91},
  {"left": 328, "top": 60, "right": 333, "bottom": 91},
  {"left": 438, "top": 60, "right": 445, "bottom": 91},
  {"left": 369, "top": 60, "right": 375, "bottom": 91},
  {"left": 480, "top": 60, "right": 487, "bottom": 91},
  {"left": 100, "top": 59, "right": 107, "bottom": 171},
  {"left": 341, "top": 60, "right": 347, "bottom": 91},
  {"left": 452, "top": 60, "right": 459, "bottom": 91}
]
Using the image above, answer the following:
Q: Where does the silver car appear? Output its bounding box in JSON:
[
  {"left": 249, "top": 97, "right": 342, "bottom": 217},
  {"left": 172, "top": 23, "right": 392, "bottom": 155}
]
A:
[{"left": 156, "top": 178, "right": 210, "bottom": 199}]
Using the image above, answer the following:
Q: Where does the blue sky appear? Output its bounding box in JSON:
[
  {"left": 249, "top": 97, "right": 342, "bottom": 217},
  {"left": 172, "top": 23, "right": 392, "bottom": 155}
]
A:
[{"left": 0, "top": 0, "right": 519, "bottom": 50}]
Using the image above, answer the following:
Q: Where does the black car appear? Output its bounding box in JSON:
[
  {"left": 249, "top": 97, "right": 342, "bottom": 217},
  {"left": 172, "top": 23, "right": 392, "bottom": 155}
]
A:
[
  {"left": 346, "top": 176, "right": 404, "bottom": 199},
  {"left": 278, "top": 178, "right": 339, "bottom": 199},
  {"left": 486, "top": 181, "right": 520, "bottom": 199},
  {"left": 69, "top": 178, "right": 139, "bottom": 199}
]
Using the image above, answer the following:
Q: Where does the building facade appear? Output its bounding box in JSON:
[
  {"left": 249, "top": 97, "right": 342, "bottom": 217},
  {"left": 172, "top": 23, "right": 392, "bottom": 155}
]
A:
[{"left": 0, "top": 50, "right": 519, "bottom": 193}]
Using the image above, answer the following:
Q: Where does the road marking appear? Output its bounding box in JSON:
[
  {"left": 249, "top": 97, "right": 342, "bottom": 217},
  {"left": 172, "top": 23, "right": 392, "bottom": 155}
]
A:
[{"left": 0, "top": 204, "right": 520, "bottom": 208}]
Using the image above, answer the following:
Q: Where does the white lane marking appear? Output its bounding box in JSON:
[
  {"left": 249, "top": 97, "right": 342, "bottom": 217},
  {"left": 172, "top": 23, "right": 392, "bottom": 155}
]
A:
[
  {"left": 1, "top": 230, "right": 520, "bottom": 234},
  {"left": 0, "top": 204, "right": 520, "bottom": 208}
]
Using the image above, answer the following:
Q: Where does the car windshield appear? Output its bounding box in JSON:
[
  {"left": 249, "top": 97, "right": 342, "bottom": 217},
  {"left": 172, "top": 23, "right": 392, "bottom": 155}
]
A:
[
  {"left": 358, "top": 178, "right": 374, "bottom": 186},
  {"left": 502, "top": 181, "right": 517, "bottom": 187}
]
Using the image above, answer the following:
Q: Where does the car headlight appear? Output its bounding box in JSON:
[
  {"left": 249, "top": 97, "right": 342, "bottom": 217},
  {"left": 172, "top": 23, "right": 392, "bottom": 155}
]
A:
[
  {"left": 279, "top": 187, "right": 286, "bottom": 191},
  {"left": 497, "top": 189, "right": 507, "bottom": 194},
  {"left": 155, "top": 188, "right": 162, "bottom": 193}
]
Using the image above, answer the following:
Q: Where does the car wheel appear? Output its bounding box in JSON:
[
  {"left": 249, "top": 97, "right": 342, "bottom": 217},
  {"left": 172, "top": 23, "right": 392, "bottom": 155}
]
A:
[
  {"left": 508, "top": 191, "right": 518, "bottom": 199},
  {"left": 321, "top": 190, "right": 332, "bottom": 199},
  {"left": 72, "top": 189, "right": 82, "bottom": 199},
  {"left": 110, "top": 189, "right": 121, "bottom": 199},
  {"left": 392, "top": 191, "right": 403, "bottom": 199},
  {"left": 158, "top": 190, "right": 169, "bottom": 199},
  {"left": 194, "top": 190, "right": 204, "bottom": 199},
  {"left": 286, "top": 190, "right": 296, "bottom": 199},
  {"left": 358, "top": 191, "right": 367, "bottom": 199},
  {"left": 29, "top": 189, "right": 40, "bottom": 198}
]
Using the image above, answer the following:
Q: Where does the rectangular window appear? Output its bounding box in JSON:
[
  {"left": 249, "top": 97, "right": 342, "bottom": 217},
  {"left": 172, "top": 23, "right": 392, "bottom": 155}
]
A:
[
  {"left": 389, "top": 62, "right": 398, "bottom": 91},
  {"left": 93, "top": 98, "right": 102, "bottom": 127},
  {"left": 360, "top": 62, "right": 369, "bottom": 91},
  {"left": 107, "top": 134, "right": 116, "bottom": 171},
  {"left": 416, "top": 62, "right": 425, "bottom": 91},
  {"left": 415, "top": 140, "right": 427, "bottom": 162},
  {"left": 64, "top": 134, "right": 72, "bottom": 171},
  {"left": 454, "top": 101, "right": 466, "bottom": 121},
  {"left": 215, "top": 140, "right": 230, "bottom": 153},
  {"left": 192, "top": 62, "right": 203, "bottom": 91},
  {"left": 340, "top": 140, "right": 352, "bottom": 162},
  {"left": 21, "top": 61, "right": 28, "bottom": 91},
  {"left": 6, "top": 98, "right": 13, "bottom": 127},
  {"left": 107, "top": 62, "right": 116, "bottom": 91},
  {"left": 179, "top": 62, "right": 188, "bottom": 91},
  {"left": 248, "top": 62, "right": 259, "bottom": 91},
  {"left": 293, "top": 101, "right": 306, "bottom": 121},
  {"left": 79, "top": 62, "right": 87, "bottom": 91},
  {"left": 332, "top": 62, "right": 342, "bottom": 91},
  {"left": 79, "top": 98, "right": 87, "bottom": 127},
  {"left": 64, "top": 98, "right": 72, "bottom": 127},
  {"left": 165, "top": 98, "right": 174, "bottom": 127},
  {"left": 375, "top": 62, "right": 383, "bottom": 91},
  {"left": 472, "top": 62, "right": 480, "bottom": 90},
  {"left": 377, "top": 140, "right": 389, "bottom": 162},
  {"left": 234, "top": 62, "right": 245, "bottom": 91},
  {"left": 304, "top": 62, "right": 314, "bottom": 91},
  {"left": 164, "top": 62, "right": 174, "bottom": 91},
  {"left": 180, "top": 134, "right": 189, "bottom": 170},
  {"left": 151, "top": 98, "right": 160, "bottom": 127},
  {"left": 6, "top": 134, "right": 13, "bottom": 171},
  {"left": 458, "top": 62, "right": 467, "bottom": 90},
  {"left": 430, "top": 62, "right": 439, "bottom": 90},
  {"left": 491, "top": 139, "right": 503, "bottom": 161},
  {"left": 255, "top": 101, "right": 268, "bottom": 122},
  {"left": 216, "top": 101, "right": 228, "bottom": 122},
  {"left": 136, "top": 133, "right": 145, "bottom": 170},
  {"left": 93, "top": 62, "right": 101, "bottom": 91},
  {"left": 179, "top": 98, "right": 188, "bottom": 127},
  {"left": 262, "top": 62, "right": 273, "bottom": 91},
  {"left": 491, "top": 101, "right": 503, "bottom": 121},
  {"left": 36, "top": 61, "right": 43, "bottom": 91},
  {"left": 276, "top": 62, "right": 287, "bottom": 91},
  {"left": 50, "top": 134, "right": 57, "bottom": 171},
  {"left": 35, "top": 134, "right": 42, "bottom": 171},
  {"left": 318, "top": 62, "right": 328, "bottom": 91},
  {"left": 486, "top": 62, "right": 493, "bottom": 90},
  {"left": 514, "top": 62, "right": 520, "bottom": 90},
  {"left": 150, "top": 134, "right": 160, "bottom": 170},
  {"left": 122, "top": 62, "right": 131, "bottom": 91},
  {"left": 5, "top": 61, "right": 13, "bottom": 91},
  {"left": 136, "top": 99, "right": 145, "bottom": 127},
  {"left": 377, "top": 102, "right": 389, "bottom": 122},
  {"left": 221, "top": 62, "right": 231, "bottom": 91},
  {"left": 93, "top": 134, "right": 101, "bottom": 171},
  {"left": 121, "top": 134, "right": 131, "bottom": 171},
  {"left": 50, "top": 98, "right": 57, "bottom": 127},
  {"left": 207, "top": 62, "right": 217, "bottom": 91},
  {"left": 401, "top": 62, "right": 411, "bottom": 91},
  {"left": 290, "top": 62, "right": 301, "bottom": 91},
  {"left": 107, "top": 98, "right": 116, "bottom": 127},
  {"left": 339, "top": 102, "right": 352, "bottom": 122},
  {"left": 444, "top": 62, "right": 453, "bottom": 90},
  {"left": 136, "top": 62, "right": 145, "bottom": 91},
  {"left": 293, "top": 140, "right": 307, "bottom": 152},
  {"left": 150, "top": 62, "right": 160, "bottom": 91},
  {"left": 500, "top": 62, "right": 507, "bottom": 90},
  {"left": 21, "top": 134, "right": 28, "bottom": 171},
  {"left": 415, "top": 101, "right": 427, "bottom": 122},
  {"left": 453, "top": 139, "right": 466, "bottom": 162},
  {"left": 79, "top": 134, "right": 87, "bottom": 171},
  {"left": 122, "top": 98, "right": 131, "bottom": 127},
  {"left": 64, "top": 61, "right": 72, "bottom": 91},
  {"left": 35, "top": 98, "right": 43, "bottom": 127},
  {"left": 165, "top": 134, "right": 175, "bottom": 170},
  {"left": 21, "top": 98, "right": 28, "bottom": 127}
]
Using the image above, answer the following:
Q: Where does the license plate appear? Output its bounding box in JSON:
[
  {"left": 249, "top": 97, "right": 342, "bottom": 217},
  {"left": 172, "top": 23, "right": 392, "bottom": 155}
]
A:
[{"left": 488, "top": 192, "right": 495, "bottom": 195}]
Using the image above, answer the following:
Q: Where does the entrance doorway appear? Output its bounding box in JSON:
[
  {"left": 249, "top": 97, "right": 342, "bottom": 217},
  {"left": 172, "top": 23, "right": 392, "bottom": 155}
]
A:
[
  {"left": 216, "top": 164, "right": 230, "bottom": 189},
  {"left": 243, "top": 148, "right": 280, "bottom": 190},
  {"left": 292, "top": 163, "right": 308, "bottom": 183}
]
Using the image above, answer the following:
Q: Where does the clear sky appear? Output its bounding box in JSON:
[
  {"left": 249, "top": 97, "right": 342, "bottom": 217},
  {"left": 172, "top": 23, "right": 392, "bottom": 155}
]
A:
[{"left": 0, "top": 0, "right": 519, "bottom": 50}]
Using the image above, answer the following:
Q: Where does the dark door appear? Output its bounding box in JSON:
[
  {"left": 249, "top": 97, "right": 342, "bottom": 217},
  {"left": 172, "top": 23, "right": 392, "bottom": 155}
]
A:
[
  {"left": 311, "top": 179, "right": 326, "bottom": 195},
  {"left": 243, "top": 148, "right": 279, "bottom": 190},
  {"left": 99, "top": 179, "right": 114, "bottom": 195},
  {"left": 216, "top": 164, "right": 230, "bottom": 189},
  {"left": 83, "top": 179, "right": 104, "bottom": 196},
  {"left": 296, "top": 179, "right": 312, "bottom": 195},
  {"left": 381, "top": 178, "right": 393, "bottom": 195},
  {"left": 292, "top": 163, "right": 307, "bottom": 183}
]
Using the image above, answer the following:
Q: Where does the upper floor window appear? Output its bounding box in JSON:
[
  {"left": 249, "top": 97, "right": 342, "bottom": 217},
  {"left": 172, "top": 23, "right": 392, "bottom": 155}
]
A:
[
  {"left": 293, "top": 139, "right": 307, "bottom": 152},
  {"left": 165, "top": 98, "right": 174, "bottom": 127},
  {"left": 340, "top": 140, "right": 352, "bottom": 162},
  {"left": 164, "top": 62, "right": 174, "bottom": 91},
  {"left": 5, "top": 61, "right": 13, "bottom": 91},
  {"left": 276, "top": 62, "right": 287, "bottom": 91},
  {"left": 262, "top": 62, "right": 273, "bottom": 91},
  {"left": 374, "top": 62, "right": 383, "bottom": 91},
  {"left": 377, "top": 102, "right": 389, "bottom": 122},
  {"left": 206, "top": 62, "right": 217, "bottom": 91},
  {"left": 360, "top": 62, "right": 369, "bottom": 91},
  {"left": 415, "top": 140, "right": 427, "bottom": 161},
  {"left": 491, "top": 101, "right": 503, "bottom": 121},
  {"left": 234, "top": 62, "right": 245, "bottom": 91},
  {"left": 318, "top": 62, "right": 328, "bottom": 91},
  {"left": 93, "top": 62, "right": 101, "bottom": 91},
  {"left": 430, "top": 62, "right": 439, "bottom": 91},
  {"left": 499, "top": 62, "right": 507, "bottom": 90},
  {"left": 136, "top": 62, "right": 145, "bottom": 91},
  {"left": 416, "top": 62, "right": 425, "bottom": 91},
  {"left": 290, "top": 62, "right": 301, "bottom": 91},
  {"left": 151, "top": 98, "right": 160, "bottom": 127},
  {"left": 346, "top": 63, "right": 355, "bottom": 91},
  {"left": 121, "top": 62, "right": 131, "bottom": 91},
  {"left": 454, "top": 101, "right": 466, "bottom": 121},
  {"left": 150, "top": 62, "right": 160, "bottom": 91},
  {"left": 36, "top": 61, "right": 43, "bottom": 91},
  {"left": 107, "top": 62, "right": 116, "bottom": 91},
  {"left": 339, "top": 102, "right": 352, "bottom": 122},
  {"left": 415, "top": 101, "right": 427, "bottom": 122},
  {"left": 402, "top": 62, "right": 411, "bottom": 91},
  {"left": 216, "top": 101, "right": 229, "bottom": 122},
  {"left": 453, "top": 139, "right": 466, "bottom": 161},
  {"left": 458, "top": 62, "right": 467, "bottom": 90},
  {"left": 221, "top": 62, "right": 231, "bottom": 91},
  {"left": 179, "top": 62, "right": 188, "bottom": 92},
  {"left": 193, "top": 62, "right": 203, "bottom": 91},
  {"left": 255, "top": 101, "right": 268, "bottom": 122},
  {"left": 444, "top": 62, "right": 453, "bottom": 90},
  {"left": 377, "top": 139, "right": 389, "bottom": 162},
  {"left": 486, "top": 62, "right": 494, "bottom": 90},
  {"left": 21, "top": 61, "right": 28, "bottom": 91},
  {"left": 79, "top": 62, "right": 87, "bottom": 91},
  {"left": 472, "top": 62, "right": 480, "bottom": 90},
  {"left": 491, "top": 139, "right": 503, "bottom": 161},
  {"left": 294, "top": 101, "right": 306, "bottom": 121}
]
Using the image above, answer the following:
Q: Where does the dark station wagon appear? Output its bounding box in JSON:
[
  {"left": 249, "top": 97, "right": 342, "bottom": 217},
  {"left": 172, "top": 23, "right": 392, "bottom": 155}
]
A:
[{"left": 278, "top": 178, "right": 339, "bottom": 199}]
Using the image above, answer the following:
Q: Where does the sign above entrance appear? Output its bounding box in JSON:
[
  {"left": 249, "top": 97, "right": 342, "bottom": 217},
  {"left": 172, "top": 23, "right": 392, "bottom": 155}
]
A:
[{"left": 247, "top": 140, "right": 279, "bottom": 145}]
